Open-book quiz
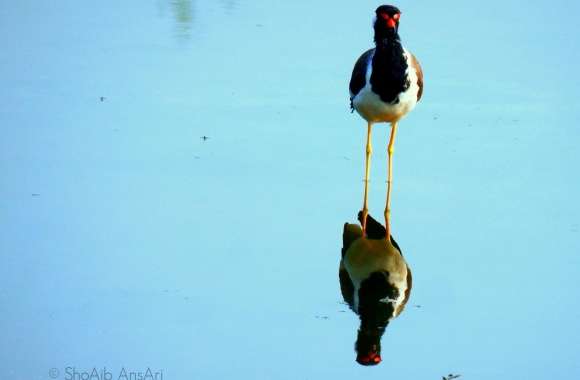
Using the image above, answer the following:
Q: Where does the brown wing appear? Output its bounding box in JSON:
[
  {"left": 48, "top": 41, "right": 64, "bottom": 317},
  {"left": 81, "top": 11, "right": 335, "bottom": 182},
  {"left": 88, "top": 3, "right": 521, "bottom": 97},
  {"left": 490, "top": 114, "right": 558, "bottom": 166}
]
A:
[
  {"left": 342, "top": 222, "right": 362, "bottom": 258},
  {"left": 339, "top": 222, "right": 362, "bottom": 309},
  {"left": 395, "top": 265, "right": 413, "bottom": 317},
  {"left": 356, "top": 211, "right": 402, "bottom": 253},
  {"left": 410, "top": 53, "right": 424, "bottom": 102},
  {"left": 339, "top": 261, "right": 355, "bottom": 308}
]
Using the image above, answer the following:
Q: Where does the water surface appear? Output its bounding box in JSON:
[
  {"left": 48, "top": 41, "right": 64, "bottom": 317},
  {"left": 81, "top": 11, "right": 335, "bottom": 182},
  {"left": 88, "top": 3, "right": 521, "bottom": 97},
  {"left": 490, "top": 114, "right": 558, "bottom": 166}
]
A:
[{"left": 1, "top": 1, "right": 579, "bottom": 379}]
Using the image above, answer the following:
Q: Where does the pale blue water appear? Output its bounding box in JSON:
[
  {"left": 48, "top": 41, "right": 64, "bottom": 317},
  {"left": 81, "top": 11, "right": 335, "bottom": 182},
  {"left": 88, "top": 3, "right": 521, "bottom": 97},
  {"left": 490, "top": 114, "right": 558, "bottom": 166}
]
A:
[{"left": 1, "top": 1, "right": 579, "bottom": 379}]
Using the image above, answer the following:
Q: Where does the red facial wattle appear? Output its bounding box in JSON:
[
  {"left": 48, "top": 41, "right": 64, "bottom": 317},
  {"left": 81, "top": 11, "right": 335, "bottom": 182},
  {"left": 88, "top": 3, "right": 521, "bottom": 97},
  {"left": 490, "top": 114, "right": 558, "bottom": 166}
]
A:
[
  {"left": 357, "top": 352, "right": 382, "bottom": 365},
  {"left": 379, "top": 12, "right": 400, "bottom": 29}
]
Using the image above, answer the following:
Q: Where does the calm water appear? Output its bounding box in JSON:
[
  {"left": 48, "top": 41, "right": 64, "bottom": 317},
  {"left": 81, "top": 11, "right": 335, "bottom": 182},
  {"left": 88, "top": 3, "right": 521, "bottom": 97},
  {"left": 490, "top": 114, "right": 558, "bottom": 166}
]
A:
[{"left": 1, "top": 1, "right": 579, "bottom": 379}]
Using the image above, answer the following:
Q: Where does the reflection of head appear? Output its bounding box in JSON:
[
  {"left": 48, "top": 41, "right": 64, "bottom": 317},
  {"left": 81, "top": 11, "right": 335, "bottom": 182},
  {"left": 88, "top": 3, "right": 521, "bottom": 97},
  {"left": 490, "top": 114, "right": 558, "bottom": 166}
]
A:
[
  {"left": 354, "top": 271, "right": 397, "bottom": 365},
  {"left": 356, "top": 327, "right": 383, "bottom": 365}
]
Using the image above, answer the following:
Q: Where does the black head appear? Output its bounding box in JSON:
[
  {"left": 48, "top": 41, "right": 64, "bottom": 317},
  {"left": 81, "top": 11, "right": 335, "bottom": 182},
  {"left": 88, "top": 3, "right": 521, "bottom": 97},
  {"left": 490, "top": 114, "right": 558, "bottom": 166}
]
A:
[
  {"left": 373, "top": 5, "right": 402, "bottom": 42},
  {"left": 355, "top": 328, "right": 383, "bottom": 365},
  {"left": 354, "top": 272, "right": 397, "bottom": 366}
]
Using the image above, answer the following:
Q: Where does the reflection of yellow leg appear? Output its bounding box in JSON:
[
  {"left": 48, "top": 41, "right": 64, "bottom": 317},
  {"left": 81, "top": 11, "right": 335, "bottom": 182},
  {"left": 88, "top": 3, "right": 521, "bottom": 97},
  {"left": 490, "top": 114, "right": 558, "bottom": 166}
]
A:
[
  {"left": 362, "top": 122, "right": 373, "bottom": 236},
  {"left": 385, "top": 122, "right": 398, "bottom": 240}
]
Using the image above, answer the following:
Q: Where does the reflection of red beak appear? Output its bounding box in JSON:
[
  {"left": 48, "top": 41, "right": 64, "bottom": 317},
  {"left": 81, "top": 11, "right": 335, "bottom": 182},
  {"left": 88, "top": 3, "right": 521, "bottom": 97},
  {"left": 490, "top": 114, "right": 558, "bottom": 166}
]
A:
[{"left": 356, "top": 352, "right": 382, "bottom": 366}]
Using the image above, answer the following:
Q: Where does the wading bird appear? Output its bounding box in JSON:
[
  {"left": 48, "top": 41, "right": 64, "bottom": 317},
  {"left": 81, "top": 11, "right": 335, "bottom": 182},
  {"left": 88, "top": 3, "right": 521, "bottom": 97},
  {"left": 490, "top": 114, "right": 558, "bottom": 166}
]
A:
[
  {"left": 349, "top": 4, "right": 423, "bottom": 239},
  {"left": 339, "top": 212, "right": 412, "bottom": 365}
]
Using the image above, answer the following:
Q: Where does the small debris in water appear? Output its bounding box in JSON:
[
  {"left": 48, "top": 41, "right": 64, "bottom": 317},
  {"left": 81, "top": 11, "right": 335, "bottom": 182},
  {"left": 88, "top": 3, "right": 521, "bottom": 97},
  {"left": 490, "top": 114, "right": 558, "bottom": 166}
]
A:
[
  {"left": 442, "top": 374, "right": 461, "bottom": 380},
  {"left": 31, "top": 193, "right": 40, "bottom": 197},
  {"left": 201, "top": 135, "right": 210, "bottom": 141},
  {"left": 100, "top": 96, "right": 106, "bottom": 102}
]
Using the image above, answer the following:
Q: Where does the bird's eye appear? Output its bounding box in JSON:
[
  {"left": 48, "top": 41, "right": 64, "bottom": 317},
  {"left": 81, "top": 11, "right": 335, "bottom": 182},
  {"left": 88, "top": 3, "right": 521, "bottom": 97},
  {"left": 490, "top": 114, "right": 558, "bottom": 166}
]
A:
[{"left": 393, "top": 13, "right": 400, "bottom": 20}]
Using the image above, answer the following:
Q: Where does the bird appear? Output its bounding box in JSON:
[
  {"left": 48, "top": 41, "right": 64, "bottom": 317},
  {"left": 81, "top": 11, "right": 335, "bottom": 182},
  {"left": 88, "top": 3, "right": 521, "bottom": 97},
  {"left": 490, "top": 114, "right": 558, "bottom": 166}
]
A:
[
  {"left": 349, "top": 5, "right": 423, "bottom": 240},
  {"left": 339, "top": 212, "right": 412, "bottom": 366}
]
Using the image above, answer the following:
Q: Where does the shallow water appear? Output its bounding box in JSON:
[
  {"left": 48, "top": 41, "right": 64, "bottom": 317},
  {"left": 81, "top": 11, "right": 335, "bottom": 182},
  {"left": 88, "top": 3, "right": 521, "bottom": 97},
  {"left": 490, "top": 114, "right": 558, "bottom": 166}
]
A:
[{"left": 1, "top": 1, "right": 579, "bottom": 379}]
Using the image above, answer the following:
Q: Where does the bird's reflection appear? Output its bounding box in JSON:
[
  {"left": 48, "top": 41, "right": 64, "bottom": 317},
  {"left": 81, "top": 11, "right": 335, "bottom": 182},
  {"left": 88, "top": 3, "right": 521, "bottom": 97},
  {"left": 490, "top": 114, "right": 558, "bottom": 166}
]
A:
[{"left": 339, "top": 212, "right": 412, "bottom": 366}]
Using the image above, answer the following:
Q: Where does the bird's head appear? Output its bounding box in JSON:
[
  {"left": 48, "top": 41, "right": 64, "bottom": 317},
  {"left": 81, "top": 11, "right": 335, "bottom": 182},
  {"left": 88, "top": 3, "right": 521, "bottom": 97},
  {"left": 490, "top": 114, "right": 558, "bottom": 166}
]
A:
[
  {"left": 355, "top": 328, "right": 383, "bottom": 366},
  {"left": 353, "top": 271, "right": 396, "bottom": 366},
  {"left": 374, "top": 5, "right": 401, "bottom": 41}
]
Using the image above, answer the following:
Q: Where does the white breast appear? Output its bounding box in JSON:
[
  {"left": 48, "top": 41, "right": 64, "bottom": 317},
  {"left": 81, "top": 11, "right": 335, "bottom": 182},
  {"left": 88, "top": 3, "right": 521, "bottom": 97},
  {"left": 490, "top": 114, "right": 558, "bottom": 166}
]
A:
[{"left": 351, "top": 48, "right": 420, "bottom": 124}]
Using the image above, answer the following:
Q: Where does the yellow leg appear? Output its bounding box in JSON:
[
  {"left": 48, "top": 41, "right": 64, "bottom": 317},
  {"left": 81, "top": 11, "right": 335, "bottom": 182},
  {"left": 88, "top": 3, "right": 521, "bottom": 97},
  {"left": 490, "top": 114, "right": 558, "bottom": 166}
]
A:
[
  {"left": 385, "top": 122, "right": 398, "bottom": 240},
  {"left": 362, "top": 122, "right": 373, "bottom": 236}
]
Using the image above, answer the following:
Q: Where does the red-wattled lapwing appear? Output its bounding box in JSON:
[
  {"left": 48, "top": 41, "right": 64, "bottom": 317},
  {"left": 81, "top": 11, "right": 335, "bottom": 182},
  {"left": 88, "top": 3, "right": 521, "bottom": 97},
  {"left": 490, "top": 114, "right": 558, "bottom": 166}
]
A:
[
  {"left": 339, "top": 212, "right": 412, "bottom": 366},
  {"left": 349, "top": 5, "right": 423, "bottom": 240}
]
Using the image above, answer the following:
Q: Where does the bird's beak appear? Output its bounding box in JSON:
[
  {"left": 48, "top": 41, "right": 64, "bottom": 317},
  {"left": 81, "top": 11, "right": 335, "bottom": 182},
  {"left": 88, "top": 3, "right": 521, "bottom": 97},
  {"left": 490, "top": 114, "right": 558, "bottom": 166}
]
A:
[{"left": 356, "top": 351, "right": 382, "bottom": 365}]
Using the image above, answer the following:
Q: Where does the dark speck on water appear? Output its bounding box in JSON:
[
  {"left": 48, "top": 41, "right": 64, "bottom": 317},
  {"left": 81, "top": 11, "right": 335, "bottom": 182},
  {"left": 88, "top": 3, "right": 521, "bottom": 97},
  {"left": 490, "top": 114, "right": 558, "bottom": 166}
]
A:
[
  {"left": 201, "top": 136, "right": 210, "bottom": 141},
  {"left": 99, "top": 96, "right": 106, "bottom": 102}
]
